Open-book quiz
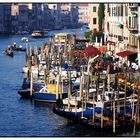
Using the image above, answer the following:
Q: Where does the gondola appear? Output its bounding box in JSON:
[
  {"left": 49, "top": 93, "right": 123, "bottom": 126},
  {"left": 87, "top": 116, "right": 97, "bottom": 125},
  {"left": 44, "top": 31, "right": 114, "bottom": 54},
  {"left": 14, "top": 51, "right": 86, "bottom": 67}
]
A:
[
  {"left": 5, "top": 46, "right": 14, "bottom": 57},
  {"left": 10, "top": 42, "right": 26, "bottom": 52}
]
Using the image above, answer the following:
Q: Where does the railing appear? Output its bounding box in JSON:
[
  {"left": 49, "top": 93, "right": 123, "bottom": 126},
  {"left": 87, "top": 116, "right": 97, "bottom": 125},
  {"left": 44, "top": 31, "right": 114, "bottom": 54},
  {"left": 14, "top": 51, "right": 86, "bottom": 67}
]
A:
[{"left": 129, "top": 3, "right": 138, "bottom": 8}]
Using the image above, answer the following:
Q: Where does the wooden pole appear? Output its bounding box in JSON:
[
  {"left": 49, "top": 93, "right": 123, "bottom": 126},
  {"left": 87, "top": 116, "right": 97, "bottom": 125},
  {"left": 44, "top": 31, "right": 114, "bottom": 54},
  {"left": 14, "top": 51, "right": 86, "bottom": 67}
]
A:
[
  {"left": 124, "top": 72, "right": 127, "bottom": 116},
  {"left": 116, "top": 73, "right": 120, "bottom": 113},
  {"left": 80, "top": 66, "right": 84, "bottom": 118},
  {"left": 68, "top": 71, "right": 71, "bottom": 112},
  {"left": 132, "top": 89, "right": 135, "bottom": 119},
  {"left": 80, "top": 67, "right": 84, "bottom": 100},
  {"left": 75, "top": 93, "right": 77, "bottom": 115},
  {"left": 101, "top": 79, "right": 105, "bottom": 129},
  {"left": 56, "top": 66, "right": 60, "bottom": 100},
  {"left": 30, "top": 66, "right": 33, "bottom": 101},
  {"left": 106, "top": 64, "right": 110, "bottom": 91},
  {"left": 59, "top": 66, "right": 62, "bottom": 99},
  {"left": 113, "top": 90, "right": 116, "bottom": 134}
]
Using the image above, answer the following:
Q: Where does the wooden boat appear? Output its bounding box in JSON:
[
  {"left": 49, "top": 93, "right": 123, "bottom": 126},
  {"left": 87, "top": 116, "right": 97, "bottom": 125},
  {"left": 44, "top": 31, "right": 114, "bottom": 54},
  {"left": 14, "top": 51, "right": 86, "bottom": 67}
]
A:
[
  {"left": 32, "top": 30, "right": 48, "bottom": 38},
  {"left": 5, "top": 46, "right": 14, "bottom": 57}
]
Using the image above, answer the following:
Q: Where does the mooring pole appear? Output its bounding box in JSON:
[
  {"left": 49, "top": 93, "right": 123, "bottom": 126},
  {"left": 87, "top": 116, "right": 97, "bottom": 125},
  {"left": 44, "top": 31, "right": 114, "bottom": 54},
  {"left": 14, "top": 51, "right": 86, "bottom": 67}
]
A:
[
  {"left": 113, "top": 90, "right": 116, "bottom": 134},
  {"left": 30, "top": 66, "right": 33, "bottom": 101}
]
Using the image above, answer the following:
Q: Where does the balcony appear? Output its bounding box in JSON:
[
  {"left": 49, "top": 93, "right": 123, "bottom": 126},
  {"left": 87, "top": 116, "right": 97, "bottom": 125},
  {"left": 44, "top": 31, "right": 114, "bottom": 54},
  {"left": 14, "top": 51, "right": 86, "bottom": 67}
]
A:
[
  {"left": 129, "top": 28, "right": 138, "bottom": 33},
  {"left": 129, "top": 4, "right": 138, "bottom": 11}
]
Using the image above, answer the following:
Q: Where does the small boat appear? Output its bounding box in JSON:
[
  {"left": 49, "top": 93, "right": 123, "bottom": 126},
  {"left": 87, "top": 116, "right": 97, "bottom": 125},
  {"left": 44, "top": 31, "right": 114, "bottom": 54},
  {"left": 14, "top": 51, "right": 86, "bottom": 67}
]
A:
[
  {"left": 11, "top": 42, "right": 26, "bottom": 51},
  {"left": 21, "top": 37, "right": 29, "bottom": 42},
  {"left": 33, "top": 86, "right": 59, "bottom": 103},
  {"left": 32, "top": 30, "right": 48, "bottom": 38},
  {"left": 33, "top": 83, "right": 68, "bottom": 103},
  {"left": 5, "top": 46, "right": 14, "bottom": 57}
]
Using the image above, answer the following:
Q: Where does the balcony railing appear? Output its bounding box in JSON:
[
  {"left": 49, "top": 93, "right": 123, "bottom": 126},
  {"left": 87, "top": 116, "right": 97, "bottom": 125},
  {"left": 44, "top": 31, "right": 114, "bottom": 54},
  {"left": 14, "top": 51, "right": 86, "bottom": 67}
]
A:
[{"left": 129, "top": 3, "right": 138, "bottom": 8}]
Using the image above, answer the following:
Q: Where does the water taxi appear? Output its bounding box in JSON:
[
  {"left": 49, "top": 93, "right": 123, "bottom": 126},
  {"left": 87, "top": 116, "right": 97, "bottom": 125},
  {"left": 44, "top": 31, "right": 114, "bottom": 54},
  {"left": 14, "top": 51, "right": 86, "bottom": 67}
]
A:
[{"left": 32, "top": 30, "right": 48, "bottom": 38}]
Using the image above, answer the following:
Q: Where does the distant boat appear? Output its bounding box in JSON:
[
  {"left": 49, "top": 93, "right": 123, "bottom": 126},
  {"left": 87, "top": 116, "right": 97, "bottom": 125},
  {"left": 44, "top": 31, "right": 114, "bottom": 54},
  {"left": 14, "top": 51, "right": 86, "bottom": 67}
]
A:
[
  {"left": 21, "top": 37, "right": 29, "bottom": 43},
  {"left": 5, "top": 46, "right": 14, "bottom": 57},
  {"left": 31, "top": 30, "right": 48, "bottom": 38}
]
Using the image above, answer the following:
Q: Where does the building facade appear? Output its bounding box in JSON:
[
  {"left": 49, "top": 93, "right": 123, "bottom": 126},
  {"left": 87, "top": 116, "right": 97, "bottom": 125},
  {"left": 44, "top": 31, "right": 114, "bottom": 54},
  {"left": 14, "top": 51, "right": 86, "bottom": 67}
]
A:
[
  {"left": 88, "top": 4, "right": 99, "bottom": 31},
  {"left": 2, "top": 4, "right": 12, "bottom": 34},
  {"left": 104, "top": 3, "right": 140, "bottom": 66},
  {"left": 78, "top": 4, "right": 89, "bottom": 25}
]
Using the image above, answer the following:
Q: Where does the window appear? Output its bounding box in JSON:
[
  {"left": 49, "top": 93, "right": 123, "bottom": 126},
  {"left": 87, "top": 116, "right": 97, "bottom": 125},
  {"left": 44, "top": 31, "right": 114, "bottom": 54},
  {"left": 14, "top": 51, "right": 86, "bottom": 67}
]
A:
[
  {"left": 93, "top": 18, "right": 97, "bottom": 24},
  {"left": 121, "top": 5, "right": 123, "bottom": 16},
  {"left": 93, "top": 6, "right": 96, "bottom": 12}
]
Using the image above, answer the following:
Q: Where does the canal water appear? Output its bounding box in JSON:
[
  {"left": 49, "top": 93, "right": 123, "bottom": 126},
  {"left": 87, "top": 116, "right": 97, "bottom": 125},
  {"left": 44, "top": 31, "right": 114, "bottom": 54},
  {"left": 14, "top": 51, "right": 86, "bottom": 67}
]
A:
[{"left": 0, "top": 28, "right": 138, "bottom": 137}]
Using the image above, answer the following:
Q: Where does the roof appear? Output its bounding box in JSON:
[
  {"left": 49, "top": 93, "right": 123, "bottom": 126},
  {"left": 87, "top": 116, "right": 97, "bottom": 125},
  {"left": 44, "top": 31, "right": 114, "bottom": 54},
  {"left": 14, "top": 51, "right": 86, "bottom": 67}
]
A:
[{"left": 116, "top": 50, "right": 136, "bottom": 57}]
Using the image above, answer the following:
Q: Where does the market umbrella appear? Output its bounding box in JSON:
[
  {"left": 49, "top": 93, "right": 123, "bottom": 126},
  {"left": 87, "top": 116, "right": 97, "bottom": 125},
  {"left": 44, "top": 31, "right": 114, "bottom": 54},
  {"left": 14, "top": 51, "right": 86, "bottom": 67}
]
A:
[
  {"left": 84, "top": 45, "right": 101, "bottom": 56},
  {"left": 98, "top": 46, "right": 107, "bottom": 53},
  {"left": 116, "top": 50, "right": 136, "bottom": 57}
]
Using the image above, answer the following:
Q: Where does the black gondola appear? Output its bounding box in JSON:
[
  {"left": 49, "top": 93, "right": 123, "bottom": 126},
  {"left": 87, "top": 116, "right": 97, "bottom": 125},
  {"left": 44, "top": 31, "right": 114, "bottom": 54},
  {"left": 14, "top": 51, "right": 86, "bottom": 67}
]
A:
[
  {"left": 5, "top": 46, "right": 14, "bottom": 57},
  {"left": 11, "top": 44, "right": 26, "bottom": 51}
]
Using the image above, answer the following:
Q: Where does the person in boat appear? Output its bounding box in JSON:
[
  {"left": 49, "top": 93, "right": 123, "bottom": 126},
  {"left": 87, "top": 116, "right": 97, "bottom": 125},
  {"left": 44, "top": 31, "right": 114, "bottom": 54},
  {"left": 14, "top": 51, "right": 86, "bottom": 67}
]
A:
[{"left": 19, "top": 45, "right": 22, "bottom": 48}]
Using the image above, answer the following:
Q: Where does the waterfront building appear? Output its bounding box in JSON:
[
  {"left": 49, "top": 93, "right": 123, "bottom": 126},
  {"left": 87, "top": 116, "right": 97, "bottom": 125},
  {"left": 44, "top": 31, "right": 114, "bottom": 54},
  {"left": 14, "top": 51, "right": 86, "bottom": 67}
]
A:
[
  {"left": 11, "top": 4, "right": 19, "bottom": 33},
  {"left": 60, "top": 4, "right": 71, "bottom": 29},
  {"left": 104, "top": 3, "right": 140, "bottom": 66},
  {"left": 0, "top": 4, "right": 4, "bottom": 33},
  {"left": 18, "top": 4, "right": 29, "bottom": 32},
  {"left": 2, "top": 4, "right": 12, "bottom": 34},
  {"left": 42, "top": 4, "right": 52, "bottom": 30},
  {"left": 88, "top": 4, "right": 99, "bottom": 31},
  {"left": 32, "top": 4, "right": 43, "bottom": 31},
  {"left": 60, "top": 4, "right": 79, "bottom": 29},
  {"left": 48, "top": 4, "right": 61, "bottom": 30},
  {"left": 128, "top": 3, "right": 140, "bottom": 66},
  {"left": 78, "top": 4, "right": 89, "bottom": 25},
  {"left": 69, "top": 4, "right": 79, "bottom": 28}
]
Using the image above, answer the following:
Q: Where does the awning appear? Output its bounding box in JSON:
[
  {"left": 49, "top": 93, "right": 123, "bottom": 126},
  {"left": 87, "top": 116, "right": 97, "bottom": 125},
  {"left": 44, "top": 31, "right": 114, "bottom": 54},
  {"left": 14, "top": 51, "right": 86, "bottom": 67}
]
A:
[
  {"left": 116, "top": 50, "right": 136, "bottom": 57},
  {"left": 84, "top": 45, "right": 101, "bottom": 56}
]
